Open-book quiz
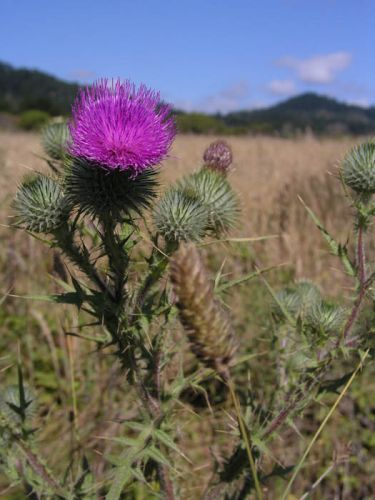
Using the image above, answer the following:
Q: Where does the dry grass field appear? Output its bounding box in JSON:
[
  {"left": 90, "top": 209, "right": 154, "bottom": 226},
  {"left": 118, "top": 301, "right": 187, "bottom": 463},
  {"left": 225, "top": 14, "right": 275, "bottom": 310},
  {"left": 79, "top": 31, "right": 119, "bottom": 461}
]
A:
[
  {"left": 1, "top": 131, "right": 374, "bottom": 499},
  {"left": 0, "top": 131, "right": 361, "bottom": 291}
]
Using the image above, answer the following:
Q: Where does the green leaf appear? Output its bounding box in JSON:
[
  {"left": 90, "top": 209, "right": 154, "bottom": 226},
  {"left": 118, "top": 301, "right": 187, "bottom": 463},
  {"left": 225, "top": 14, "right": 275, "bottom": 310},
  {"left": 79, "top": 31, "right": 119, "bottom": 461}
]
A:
[
  {"left": 298, "top": 196, "right": 355, "bottom": 276},
  {"left": 217, "top": 264, "right": 281, "bottom": 293},
  {"left": 153, "top": 429, "right": 191, "bottom": 463},
  {"left": 143, "top": 446, "right": 172, "bottom": 468},
  {"left": 318, "top": 371, "right": 355, "bottom": 395},
  {"left": 259, "top": 272, "right": 295, "bottom": 326},
  {"left": 106, "top": 465, "right": 132, "bottom": 500}
]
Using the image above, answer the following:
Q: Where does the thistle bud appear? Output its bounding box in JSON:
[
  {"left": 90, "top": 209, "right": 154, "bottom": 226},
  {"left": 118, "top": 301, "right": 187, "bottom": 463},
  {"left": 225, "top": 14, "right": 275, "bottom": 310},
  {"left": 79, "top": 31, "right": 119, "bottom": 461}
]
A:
[
  {"left": 273, "top": 280, "right": 321, "bottom": 320},
  {"left": 153, "top": 188, "right": 209, "bottom": 243},
  {"left": 306, "top": 302, "right": 346, "bottom": 336},
  {"left": 341, "top": 141, "right": 375, "bottom": 194},
  {"left": 42, "top": 121, "right": 70, "bottom": 161},
  {"left": 179, "top": 169, "right": 239, "bottom": 235},
  {"left": 13, "top": 175, "right": 69, "bottom": 233},
  {"left": 170, "top": 243, "right": 237, "bottom": 375},
  {"left": 203, "top": 140, "right": 233, "bottom": 174}
]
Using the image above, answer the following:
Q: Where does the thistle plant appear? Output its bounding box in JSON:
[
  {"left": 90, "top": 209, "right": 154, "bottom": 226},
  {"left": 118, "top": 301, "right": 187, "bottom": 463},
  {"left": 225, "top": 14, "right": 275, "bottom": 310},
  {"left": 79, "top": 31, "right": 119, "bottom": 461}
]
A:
[{"left": 5, "top": 78, "right": 375, "bottom": 499}]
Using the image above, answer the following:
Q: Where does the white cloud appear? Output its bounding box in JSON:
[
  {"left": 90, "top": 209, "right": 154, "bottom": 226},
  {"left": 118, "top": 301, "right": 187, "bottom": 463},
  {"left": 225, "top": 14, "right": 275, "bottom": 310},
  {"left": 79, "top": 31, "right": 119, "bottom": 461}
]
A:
[
  {"left": 176, "top": 81, "right": 250, "bottom": 113},
  {"left": 277, "top": 52, "right": 352, "bottom": 84},
  {"left": 70, "top": 69, "right": 96, "bottom": 81},
  {"left": 347, "top": 98, "right": 370, "bottom": 109},
  {"left": 267, "top": 79, "right": 296, "bottom": 96}
]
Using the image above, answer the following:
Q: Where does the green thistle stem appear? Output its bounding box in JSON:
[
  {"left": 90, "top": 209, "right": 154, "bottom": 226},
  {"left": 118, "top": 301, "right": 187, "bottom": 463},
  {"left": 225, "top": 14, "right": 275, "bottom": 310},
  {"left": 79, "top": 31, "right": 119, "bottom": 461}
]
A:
[
  {"left": 101, "top": 218, "right": 128, "bottom": 302},
  {"left": 131, "top": 240, "right": 177, "bottom": 323},
  {"left": 53, "top": 224, "right": 115, "bottom": 301},
  {"left": 342, "top": 210, "right": 369, "bottom": 342}
]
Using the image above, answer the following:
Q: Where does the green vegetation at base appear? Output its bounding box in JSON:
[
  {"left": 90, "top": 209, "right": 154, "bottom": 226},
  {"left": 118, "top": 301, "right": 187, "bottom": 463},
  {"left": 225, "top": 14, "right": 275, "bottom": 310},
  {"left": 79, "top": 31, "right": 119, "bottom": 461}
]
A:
[{"left": 19, "top": 110, "right": 50, "bottom": 130}]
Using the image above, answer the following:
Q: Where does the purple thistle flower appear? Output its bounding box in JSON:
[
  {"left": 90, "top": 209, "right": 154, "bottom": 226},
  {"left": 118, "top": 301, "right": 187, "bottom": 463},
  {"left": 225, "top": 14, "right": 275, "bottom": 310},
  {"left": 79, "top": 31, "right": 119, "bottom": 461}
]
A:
[
  {"left": 68, "top": 79, "right": 176, "bottom": 173},
  {"left": 203, "top": 140, "right": 233, "bottom": 174}
]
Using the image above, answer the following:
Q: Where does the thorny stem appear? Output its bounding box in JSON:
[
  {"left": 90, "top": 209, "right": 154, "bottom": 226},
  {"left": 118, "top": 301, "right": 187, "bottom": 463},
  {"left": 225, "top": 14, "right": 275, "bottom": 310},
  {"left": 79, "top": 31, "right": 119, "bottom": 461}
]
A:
[
  {"left": 15, "top": 437, "right": 64, "bottom": 494},
  {"left": 54, "top": 225, "right": 115, "bottom": 301},
  {"left": 104, "top": 227, "right": 174, "bottom": 499},
  {"left": 342, "top": 221, "right": 369, "bottom": 342},
  {"left": 357, "top": 223, "right": 367, "bottom": 286},
  {"left": 262, "top": 360, "right": 331, "bottom": 440},
  {"left": 64, "top": 221, "right": 175, "bottom": 499},
  {"left": 101, "top": 218, "right": 128, "bottom": 301}
]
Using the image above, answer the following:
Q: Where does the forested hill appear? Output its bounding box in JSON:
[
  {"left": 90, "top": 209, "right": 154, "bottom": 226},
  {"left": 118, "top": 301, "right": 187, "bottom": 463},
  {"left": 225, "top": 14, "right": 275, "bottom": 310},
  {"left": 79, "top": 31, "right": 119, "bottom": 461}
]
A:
[
  {"left": 1, "top": 61, "right": 375, "bottom": 135},
  {"left": 0, "top": 62, "right": 78, "bottom": 115},
  {"left": 221, "top": 93, "right": 375, "bottom": 135}
]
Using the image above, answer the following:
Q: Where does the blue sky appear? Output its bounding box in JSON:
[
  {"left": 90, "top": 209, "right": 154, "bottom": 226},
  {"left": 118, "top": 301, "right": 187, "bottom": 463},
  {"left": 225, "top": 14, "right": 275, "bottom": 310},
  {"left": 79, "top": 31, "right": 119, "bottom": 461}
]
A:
[{"left": 1, "top": 0, "right": 374, "bottom": 112}]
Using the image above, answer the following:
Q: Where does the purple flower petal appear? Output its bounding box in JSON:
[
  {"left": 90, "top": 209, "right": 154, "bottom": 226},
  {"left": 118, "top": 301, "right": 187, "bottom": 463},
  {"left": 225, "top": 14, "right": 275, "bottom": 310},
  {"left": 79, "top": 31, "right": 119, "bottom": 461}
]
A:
[{"left": 68, "top": 79, "right": 176, "bottom": 173}]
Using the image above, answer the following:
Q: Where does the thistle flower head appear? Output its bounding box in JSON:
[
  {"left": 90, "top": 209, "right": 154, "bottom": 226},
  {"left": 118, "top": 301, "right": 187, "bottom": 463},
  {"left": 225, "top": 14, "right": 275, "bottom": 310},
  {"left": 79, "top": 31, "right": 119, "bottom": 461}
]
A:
[
  {"left": 203, "top": 140, "right": 233, "bottom": 174},
  {"left": 341, "top": 141, "right": 375, "bottom": 194},
  {"left": 68, "top": 79, "right": 176, "bottom": 174}
]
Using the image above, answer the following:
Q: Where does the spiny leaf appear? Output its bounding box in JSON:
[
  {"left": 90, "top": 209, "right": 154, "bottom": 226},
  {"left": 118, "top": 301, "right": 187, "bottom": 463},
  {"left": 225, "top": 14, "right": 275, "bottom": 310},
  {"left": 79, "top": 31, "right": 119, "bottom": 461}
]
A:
[{"left": 298, "top": 196, "right": 355, "bottom": 276}]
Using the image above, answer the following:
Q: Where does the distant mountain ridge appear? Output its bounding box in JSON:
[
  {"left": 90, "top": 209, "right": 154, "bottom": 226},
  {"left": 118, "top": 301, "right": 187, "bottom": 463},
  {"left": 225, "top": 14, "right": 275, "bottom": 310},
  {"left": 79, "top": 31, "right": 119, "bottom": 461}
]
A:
[
  {"left": 221, "top": 93, "right": 375, "bottom": 135},
  {"left": 0, "top": 62, "right": 78, "bottom": 115},
  {"left": 1, "top": 61, "right": 374, "bottom": 135}
]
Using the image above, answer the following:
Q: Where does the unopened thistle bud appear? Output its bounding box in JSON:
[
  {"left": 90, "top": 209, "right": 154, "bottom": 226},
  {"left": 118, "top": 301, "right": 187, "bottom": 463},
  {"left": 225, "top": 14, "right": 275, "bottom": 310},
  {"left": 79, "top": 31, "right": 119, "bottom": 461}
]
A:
[
  {"left": 170, "top": 243, "right": 237, "bottom": 375},
  {"left": 273, "top": 280, "right": 321, "bottom": 320},
  {"left": 203, "top": 140, "right": 233, "bottom": 174},
  {"left": 179, "top": 169, "right": 239, "bottom": 235},
  {"left": 13, "top": 175, "right": 69, "bottom": 233},
  {"left": 341, "top": 141, "right": 375, "bottom": 194},
  {"left": 153, "top": 188, "right": 209, "bottom": 242},
  {"left": 42, "top": 121, "right": 70, "bottom": 161}
]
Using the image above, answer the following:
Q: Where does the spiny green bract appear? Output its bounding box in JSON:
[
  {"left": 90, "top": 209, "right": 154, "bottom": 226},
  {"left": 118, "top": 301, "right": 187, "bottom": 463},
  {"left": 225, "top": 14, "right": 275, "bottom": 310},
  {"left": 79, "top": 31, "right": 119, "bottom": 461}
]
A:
[
  {"left": 341, "top": 141, "right": 375, "bottom": 194},
  {"left": 306, "top": 302, "right": 346, "bottom": 336},
  {"left": 41, "top": 121, "right": 71, "bottom": 161},
  {"left": 64, "top": 157, "right": 158, "bottom": 222},
  {"left": 13, "top": 174, "right": 69, "bottom": 233},
  {"left": 0, "top": 385, "right": 36, "bottom": 425},
  {"left": 178, "top": 169, "right": 239, "bottom": 234},
  {"left": 273, "top": 280, "right": 321, "bottom": 320},
  {"left": 153, "top": 188, "right": 209, "bottom": 242}
]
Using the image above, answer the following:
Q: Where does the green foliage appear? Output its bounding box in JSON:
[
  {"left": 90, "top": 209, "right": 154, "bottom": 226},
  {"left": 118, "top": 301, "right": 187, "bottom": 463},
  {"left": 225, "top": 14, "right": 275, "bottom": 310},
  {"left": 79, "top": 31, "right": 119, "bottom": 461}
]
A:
[
  {"left": 12, "top": 174, "right": 69, "bottom": 233},
  {"left": 176, "top": 112, "right": 226, "bottom": 134},
  {"left": 19, "top": 109, "right": 50, "bottom": 130}
]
